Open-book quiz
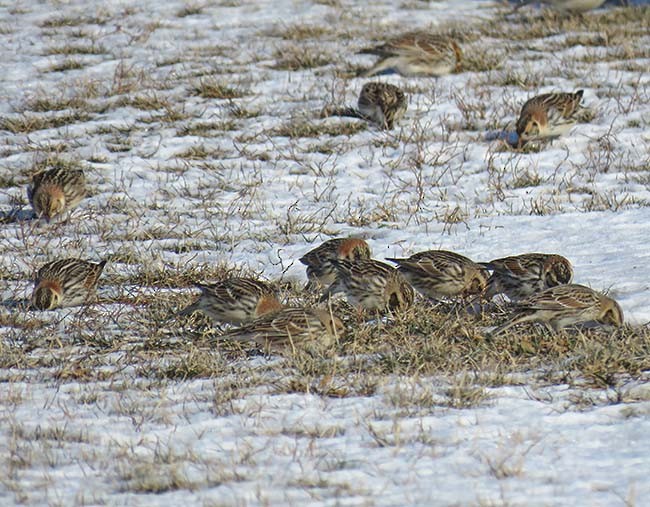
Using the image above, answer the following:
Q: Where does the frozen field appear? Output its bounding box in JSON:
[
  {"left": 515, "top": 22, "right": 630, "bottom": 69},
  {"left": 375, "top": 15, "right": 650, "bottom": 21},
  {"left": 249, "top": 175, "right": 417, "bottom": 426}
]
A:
[{"left": 0, "top": 0, "right": 649, "bottom": 505}]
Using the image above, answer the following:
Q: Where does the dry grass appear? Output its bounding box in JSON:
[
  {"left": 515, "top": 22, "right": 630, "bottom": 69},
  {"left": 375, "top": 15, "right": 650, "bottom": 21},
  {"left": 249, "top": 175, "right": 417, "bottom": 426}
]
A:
[
  {"left": 3, "top": 302, "right": 647, "bottom": 404},
  {"left": 270, "top": 120, "right": 367, "bottom": 138},
  {"left": 39, "top": 14, "right": 112, "bottom": 28},
  {"left": 1, "top": 111, "right": 92, "bottom": 133},
  {"left": 461, "top": 45, "right": 506, "bottom": 73},
  {"left": 479, "top": 6, "right": 650, "bottom": 42},
  {"left": 271, "top": 45, "right": 335, "bottom": 70},
  {"left": 45, "top": 58, "right": 87, "bottom": 73},
  {"left": 176, "top": 3, "right": 206, "bottom": 17},
  {"left": 191, "top": 78, "right": 248, "bottom": 99},
  {"left": 265, "top": 23, "right": 331, "bottom": 40},
  {"left": 0, "top": 5, "right": 648, "bottom": 504},
  {"left": 177, "top": 120, "right": 239, "bottom": 136},
  {"left": 44, "top": 42, "right": 107, "bottom": 56}
]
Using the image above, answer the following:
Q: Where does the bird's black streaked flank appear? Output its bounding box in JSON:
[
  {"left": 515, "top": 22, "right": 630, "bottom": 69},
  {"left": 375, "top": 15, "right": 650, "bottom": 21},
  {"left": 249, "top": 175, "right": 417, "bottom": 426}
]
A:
[
  {"left": 212, "top": 307, "right": 345, "bottom": 352},
  {"left": 178, "top": 277, "right": 283, "bottom": 324},
  {"left": 386, "top": 250, "right": 488, "bottom": 301},
  {"left": 481, "top": 253, "right": 573, "bottom": 302},
  {"left": 323, "top": 259, "right": 414, "bottom": 313},
  {"left": 300, "top": 237, "right": 372, "bottom": 291},
  {"left": 491, "top": 284, "right": 623, "bottom": 335}
]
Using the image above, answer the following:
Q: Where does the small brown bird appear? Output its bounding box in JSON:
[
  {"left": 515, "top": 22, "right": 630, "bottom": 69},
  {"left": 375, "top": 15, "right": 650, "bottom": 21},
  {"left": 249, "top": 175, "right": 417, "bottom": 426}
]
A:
[
  {"left": 386, "top": 250, "right": 488, "bottom": 301},
  {"left": 27, "top": 166, "right": 86, "bottom": 221},
  {"left": 359, "top": 32, "right": 462, "bottom": 78},
  {"left": 321, "top": 82, "right": 407, "bottom": 130},
  {"left": 300, "top": 237, "right": 372, "bottom": 291},
  {"left": 516, "top": 90, "right": 587, "bottom": 146},
  {"left": 324, "top": 259, "right": 414, "bottom": 313},
  {"left": 31, "top": 258, "right": 106, "bottom": 310},
  {"left": 482, "top": 253, "right": 574, "bottom": 302},
  {"left": 492, "top": 284, "right": 624, "bottom": 335},
  {"left": 213, "top": 307, "right": 345, "bottom": 353},
  {"left": 178, "top": 278, "right": 283, "bottom": 325},
  {"left": 357, "top": 82, "right": 408, "bottom": 130}
]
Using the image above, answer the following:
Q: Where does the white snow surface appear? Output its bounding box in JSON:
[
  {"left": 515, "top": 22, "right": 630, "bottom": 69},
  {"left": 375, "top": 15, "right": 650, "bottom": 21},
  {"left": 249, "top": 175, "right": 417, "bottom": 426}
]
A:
[{"left": 0, "top": 0, "right": 649, "bottom": 505}]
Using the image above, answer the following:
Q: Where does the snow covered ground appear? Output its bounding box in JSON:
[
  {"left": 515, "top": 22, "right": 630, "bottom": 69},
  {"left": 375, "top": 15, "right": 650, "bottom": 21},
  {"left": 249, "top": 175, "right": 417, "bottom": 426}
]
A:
[{"left": 0, "top": 0, "right": 649, "bottom": 505}]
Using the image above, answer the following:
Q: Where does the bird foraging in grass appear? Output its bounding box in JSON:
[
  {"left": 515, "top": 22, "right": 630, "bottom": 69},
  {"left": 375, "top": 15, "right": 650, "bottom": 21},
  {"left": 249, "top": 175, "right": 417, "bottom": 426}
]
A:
[
  {"left": 516, "top": 90, "right": 588, "bottom": 147},
  {"left": 213, "top": 307, "right": 345, "bottom": 353},
  {"left": 481, "top": 253, "right": 574, "bottom": 302},
  {"left": 357, "top": 82, "right": 407, "bottom": 130},
  {"left": 178, "top": 278, "right": 283, "bottom": 325},
  {"left": 491, "top": 284, "right": 623, "bottom": 335},
  {"left": 321, "top": 82, "right": 407, "bottom": 130},
  {"left": 323, "top": 259, "right": 414, "bottom": 313},
  {"left": 300, "top": 237, "right": 372, "bottom": 291},
  {"left": 358, "top": 32, "right": 462, "bottom": 78},
  {"left": 31, "top": 258, "right": 106, "bottom": 310},
  {"left": 386, "top": 250, "right": 488, "bottom": 302},
  {"left": 28, "top": 166, "right": 86, "bottom": 222}
]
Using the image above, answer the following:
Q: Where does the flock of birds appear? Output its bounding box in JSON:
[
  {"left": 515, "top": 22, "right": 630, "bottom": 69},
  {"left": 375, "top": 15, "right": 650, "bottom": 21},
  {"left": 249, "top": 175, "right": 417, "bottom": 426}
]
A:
[
  {"left": 181, "top": 238, "right": 624, "bottom": 350},
  {"left": 321, "top": 32, "right": 590, "bottom": 147},
  {"left": 320, "top": 31, "right": 595, "bottom": 151},
  {"left": 18, "top": 0, "right": 627, "bottom": 353},
  {"left": 26, "top": 235, "right": 624, "bottom": 352}
]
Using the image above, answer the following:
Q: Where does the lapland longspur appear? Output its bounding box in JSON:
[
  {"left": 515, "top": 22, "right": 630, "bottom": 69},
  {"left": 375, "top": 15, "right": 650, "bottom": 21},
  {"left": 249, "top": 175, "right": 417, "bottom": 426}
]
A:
[
  {"left": 214, "top": 307, "right": 345, "bottom": 352},
  {"left": 492, "top": 284, "right": 623, "bottom": 335},
  {"left": 359, "top": 32, "right": 462, "bottom": 78},
  {"left": 324, "top": 259, "right": 414, "bottom": 313},
  {"left": 178, "top": 278, "right": 283, "bottom": 325},
  {"left": 516, "top": 90, "right": 587, "bottom": 146},
  {"left": 482, "top": 253, "right": 573, "bottom": 302},
  {"left": 300, "top": 237, "right": 372, "bottom": 291},
  {"left": 28, "top": 166, "right": 86, "bottom": 221},
  {"left": 31, "top": 258, "right": 106, "bottom": 310},
  {"left": 386, "top": 250, "right": 488, "bottom": 301},
  {"left": 321, "top": 82, "right": 407, "bottom": 130}
]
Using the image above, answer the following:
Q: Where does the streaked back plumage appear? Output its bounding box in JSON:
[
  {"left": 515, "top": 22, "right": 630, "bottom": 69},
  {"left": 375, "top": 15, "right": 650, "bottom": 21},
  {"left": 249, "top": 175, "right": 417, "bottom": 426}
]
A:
[
  {"left": 516, "top": 90, "right": 586, "bottom": 144},
  {"left": 492, "top": 284, "right": 623, "bottom": 335},
  {"left": 326, "top": 259, "right": 414, "bottom": 312},
  {"left": 321, "top": 83, "right": 407, "bottom": 130},
  {"left": 387, "top": 250, "right": 488, "bottom": 301},
  {"left": 28, "top": 167, "right": 86, "bottom": 221},
  {"left": 357, "top": 82, "right": 407, "bottom": 130},
  {"left": 359, "top": 32, "right": 462, "bottom": 78},
  {"left": 300, "top": 238, "right": 371, "bottom": 291},
  {"left": 214, "top": 307, "right": 344, "bottom": 352},
  {"left": 178, "top": 277, "right": 282, "bottom": 324},
  {"left": 32, "top": 258, "right": 106, "bottom": 310},
  {"left": 482, "top": 253, "right": 573, "bottom": 301}
]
